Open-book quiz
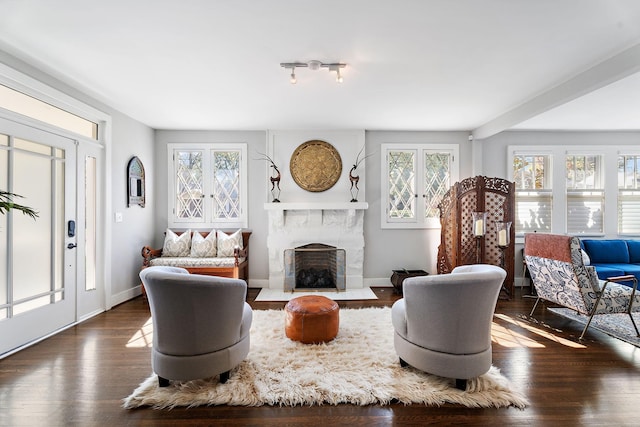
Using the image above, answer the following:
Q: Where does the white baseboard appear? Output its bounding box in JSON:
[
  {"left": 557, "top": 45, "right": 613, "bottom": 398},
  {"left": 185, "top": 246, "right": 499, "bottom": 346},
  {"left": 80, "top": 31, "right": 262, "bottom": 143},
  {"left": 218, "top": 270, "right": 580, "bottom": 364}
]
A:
[{"left": 109, "top": 285, "right": 143, "bottom": 309}]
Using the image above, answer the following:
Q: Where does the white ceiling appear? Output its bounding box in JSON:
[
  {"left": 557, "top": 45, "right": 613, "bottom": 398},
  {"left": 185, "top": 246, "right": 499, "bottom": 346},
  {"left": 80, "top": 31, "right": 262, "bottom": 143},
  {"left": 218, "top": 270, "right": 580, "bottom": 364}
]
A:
[{"left": 1, "top": 0, "right": 640, "bottom": 138}]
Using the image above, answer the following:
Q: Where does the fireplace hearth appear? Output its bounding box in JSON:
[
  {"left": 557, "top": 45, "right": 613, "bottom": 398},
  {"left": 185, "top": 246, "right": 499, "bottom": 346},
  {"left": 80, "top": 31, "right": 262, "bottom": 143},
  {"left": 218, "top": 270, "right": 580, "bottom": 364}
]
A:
[{"left": 284, "top": 243, "right": 346, "bottom": 292}]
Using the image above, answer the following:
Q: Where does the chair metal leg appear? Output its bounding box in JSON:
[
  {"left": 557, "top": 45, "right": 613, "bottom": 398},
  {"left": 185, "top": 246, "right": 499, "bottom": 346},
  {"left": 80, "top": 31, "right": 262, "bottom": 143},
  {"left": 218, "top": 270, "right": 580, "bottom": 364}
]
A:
[
  {"left": 399, "top": 358, "right": 408, "bottom": 368},
  {"left": 158, "top": 376, "right": 170, "bottom": 387},
  {"left": 529, "top": 297, "right": 542, "bottom": 317},
  {"left": 220, "top": 370, "right": 230, "bottom": 384},
  {"left": 627, "top": 277, "right": 639, "bottom": 337},
  {"left": 455, "top": 379, "right": 467, "bottom": 391},
  {"left": 579, "top": 283, "right": 609, "bottom": 341},
  {"left": 628, "top": 314, "right": 640, "bottom": 337}
]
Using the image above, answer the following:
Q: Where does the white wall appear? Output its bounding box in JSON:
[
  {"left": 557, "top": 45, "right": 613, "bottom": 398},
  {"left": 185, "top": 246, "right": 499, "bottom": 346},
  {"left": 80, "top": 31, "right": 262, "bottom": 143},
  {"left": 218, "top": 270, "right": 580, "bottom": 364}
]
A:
[
  {"left": 480, "top": 130, "right": 640, "bottom": 179},
  {"left": 153, "top": 130, "right": 474, "bottom": 287},
  {"left": 109, "top": 111, "right": 155, "bottom": 303}
]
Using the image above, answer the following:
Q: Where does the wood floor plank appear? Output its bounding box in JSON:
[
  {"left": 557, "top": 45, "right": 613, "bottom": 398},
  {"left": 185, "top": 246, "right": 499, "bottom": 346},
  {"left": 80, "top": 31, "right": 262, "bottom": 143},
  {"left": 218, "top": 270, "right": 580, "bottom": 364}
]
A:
[{"left": 1, "top": 287, "right": 639, "bottom": 426}]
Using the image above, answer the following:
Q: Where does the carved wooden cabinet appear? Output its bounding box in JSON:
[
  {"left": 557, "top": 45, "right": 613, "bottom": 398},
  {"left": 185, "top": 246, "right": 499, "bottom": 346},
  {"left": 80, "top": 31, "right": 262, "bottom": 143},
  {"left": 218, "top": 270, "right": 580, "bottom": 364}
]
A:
[{"left": 437, "top": 176, "right": 515, "bottom": 298}]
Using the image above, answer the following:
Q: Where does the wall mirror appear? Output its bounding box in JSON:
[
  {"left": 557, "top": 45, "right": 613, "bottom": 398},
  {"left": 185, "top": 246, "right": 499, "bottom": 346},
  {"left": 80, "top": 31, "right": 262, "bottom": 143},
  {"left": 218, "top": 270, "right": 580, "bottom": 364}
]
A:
[{"left": 127, "top": 156, "right": 145, "bottom": 207}]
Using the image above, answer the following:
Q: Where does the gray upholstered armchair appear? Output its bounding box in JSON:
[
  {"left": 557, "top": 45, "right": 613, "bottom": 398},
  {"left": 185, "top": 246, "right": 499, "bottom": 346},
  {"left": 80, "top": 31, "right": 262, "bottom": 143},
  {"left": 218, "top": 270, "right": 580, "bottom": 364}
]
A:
[
  {"left": 391, "top": 264, "right": 506, "bottom": 390},
  {"left": 139, "top": 266, "right": 253, "bottom": 387}
]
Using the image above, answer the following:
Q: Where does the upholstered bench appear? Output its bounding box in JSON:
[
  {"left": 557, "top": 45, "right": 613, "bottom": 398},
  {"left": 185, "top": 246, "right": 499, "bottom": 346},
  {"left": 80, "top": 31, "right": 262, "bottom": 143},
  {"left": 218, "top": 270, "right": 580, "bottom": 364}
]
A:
[{"left": 284, "top": 295, "right": 340, "bottom": 344}]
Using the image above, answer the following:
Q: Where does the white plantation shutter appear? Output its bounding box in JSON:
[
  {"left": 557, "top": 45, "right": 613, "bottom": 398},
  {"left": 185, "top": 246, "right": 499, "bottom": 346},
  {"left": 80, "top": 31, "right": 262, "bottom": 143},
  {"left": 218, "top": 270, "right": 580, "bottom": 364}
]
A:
[
  {"left": 618, "top": 191, "right": 640, "bottom": 234},
  {"left": 515, "top": 190, "right": 552, "bottom": 233},
  {"left": 567, "top": 190, "right": 604, "bottom": 234}
]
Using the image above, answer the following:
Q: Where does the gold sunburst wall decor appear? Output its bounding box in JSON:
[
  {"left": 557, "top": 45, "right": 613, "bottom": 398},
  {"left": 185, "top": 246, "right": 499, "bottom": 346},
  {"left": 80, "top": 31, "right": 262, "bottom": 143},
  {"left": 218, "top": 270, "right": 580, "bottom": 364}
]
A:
[{"left": 289, "top": 140, "right": 343, "bottom": 192}]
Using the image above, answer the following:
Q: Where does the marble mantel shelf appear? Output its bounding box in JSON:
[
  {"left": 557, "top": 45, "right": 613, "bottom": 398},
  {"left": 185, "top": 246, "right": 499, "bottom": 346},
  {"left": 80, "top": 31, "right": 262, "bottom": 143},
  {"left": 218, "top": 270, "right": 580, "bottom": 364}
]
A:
[{"left": 263, "top": 202, "right": 369, "bottom": 211}]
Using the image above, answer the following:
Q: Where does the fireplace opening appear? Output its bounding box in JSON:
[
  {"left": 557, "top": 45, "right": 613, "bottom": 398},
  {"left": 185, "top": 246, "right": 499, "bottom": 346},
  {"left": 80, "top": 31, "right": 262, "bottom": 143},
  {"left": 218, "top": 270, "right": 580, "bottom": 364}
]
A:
[{"left": 284, "top": 243, "right": 346, "bottom": 292}]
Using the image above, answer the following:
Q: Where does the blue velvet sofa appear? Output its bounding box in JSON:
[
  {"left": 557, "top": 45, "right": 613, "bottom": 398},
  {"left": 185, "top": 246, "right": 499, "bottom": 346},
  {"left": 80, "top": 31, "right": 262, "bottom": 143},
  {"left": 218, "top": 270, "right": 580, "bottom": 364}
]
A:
[{"left": 580, "top": 239, "right": 640, "bottom": 287}]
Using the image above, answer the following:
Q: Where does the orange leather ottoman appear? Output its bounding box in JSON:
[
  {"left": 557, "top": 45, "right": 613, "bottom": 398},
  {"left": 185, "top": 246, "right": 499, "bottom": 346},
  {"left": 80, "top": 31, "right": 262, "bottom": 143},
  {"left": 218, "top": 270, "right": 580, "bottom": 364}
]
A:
[{"left": 284, "top": 295, "right": 339, "bottom": 344}]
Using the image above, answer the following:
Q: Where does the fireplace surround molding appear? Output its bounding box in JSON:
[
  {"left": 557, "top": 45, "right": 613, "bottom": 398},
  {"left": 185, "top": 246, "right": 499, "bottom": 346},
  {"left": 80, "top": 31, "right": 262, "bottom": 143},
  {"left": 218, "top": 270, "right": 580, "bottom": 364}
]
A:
[{"left": 265, "top": 202, "right": 368, "bottom": 290}]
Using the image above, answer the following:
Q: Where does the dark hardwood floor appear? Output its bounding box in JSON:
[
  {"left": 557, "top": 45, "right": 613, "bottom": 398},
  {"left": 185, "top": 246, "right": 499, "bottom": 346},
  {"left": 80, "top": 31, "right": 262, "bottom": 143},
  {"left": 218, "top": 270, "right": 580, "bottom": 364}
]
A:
[{"left": 1, "top": 287, "right": 640, "bottom": 426}]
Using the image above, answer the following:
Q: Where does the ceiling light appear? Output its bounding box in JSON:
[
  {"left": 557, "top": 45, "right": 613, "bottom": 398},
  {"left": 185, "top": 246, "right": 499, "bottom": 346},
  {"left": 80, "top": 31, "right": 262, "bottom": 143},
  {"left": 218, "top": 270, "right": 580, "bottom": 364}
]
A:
[{"left": 280, "top": 61, "right": 347, "bottom": 84}]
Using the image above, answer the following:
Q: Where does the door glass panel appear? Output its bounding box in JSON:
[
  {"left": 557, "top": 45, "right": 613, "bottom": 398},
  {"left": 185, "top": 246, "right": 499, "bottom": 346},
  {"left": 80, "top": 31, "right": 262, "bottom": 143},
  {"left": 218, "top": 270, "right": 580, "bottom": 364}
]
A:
[
  {"left": 85, "top": 156, "right": 97, "bottom": 291},
  {"left": 11, "top": 139, "right": 65, "bottom": 309},
  {"left": 0, "top": 136, "right": 7, "bottom": 319}
]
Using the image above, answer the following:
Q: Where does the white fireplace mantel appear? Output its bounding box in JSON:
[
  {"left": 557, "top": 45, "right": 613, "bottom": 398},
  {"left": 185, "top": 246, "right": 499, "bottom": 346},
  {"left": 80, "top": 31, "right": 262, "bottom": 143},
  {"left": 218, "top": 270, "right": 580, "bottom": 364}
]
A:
[{"left": 263, "top": 202, "right": 369, "bottom": 211}]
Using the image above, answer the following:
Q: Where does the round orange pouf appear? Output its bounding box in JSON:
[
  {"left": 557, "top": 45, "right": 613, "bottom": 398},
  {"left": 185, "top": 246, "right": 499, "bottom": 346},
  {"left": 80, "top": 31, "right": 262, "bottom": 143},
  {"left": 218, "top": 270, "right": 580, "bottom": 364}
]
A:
[{"left": 284, "top": 295, "right": 340, "bottom": 344}]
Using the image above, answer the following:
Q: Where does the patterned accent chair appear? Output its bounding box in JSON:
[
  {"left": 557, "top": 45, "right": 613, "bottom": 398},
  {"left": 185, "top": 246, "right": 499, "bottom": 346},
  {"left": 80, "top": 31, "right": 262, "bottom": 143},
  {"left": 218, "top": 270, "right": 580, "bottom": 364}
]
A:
[
  {"left": 139, "top": 266, "right": 253, "bottom": 387},
  {"left": 391, "top": 264, "right": 506, "bottom": 391},
  {"left": 524, "top": 233, "right": 640, "bottom": 340}
]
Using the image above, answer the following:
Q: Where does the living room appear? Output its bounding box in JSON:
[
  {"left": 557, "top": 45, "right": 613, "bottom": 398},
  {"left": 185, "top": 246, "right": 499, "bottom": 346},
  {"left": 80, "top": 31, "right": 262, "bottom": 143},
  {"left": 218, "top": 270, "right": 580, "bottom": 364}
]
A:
[{"left": 2, "top": 1, "right": 640, "bottom": 425}]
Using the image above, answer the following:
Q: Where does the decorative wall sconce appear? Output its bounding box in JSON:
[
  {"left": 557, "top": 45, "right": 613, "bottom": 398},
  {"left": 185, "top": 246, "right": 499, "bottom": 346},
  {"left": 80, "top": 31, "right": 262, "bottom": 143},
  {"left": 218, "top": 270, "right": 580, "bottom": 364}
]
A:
[{"left": 280, "top": 60, "right": 346, "bottom": 84}]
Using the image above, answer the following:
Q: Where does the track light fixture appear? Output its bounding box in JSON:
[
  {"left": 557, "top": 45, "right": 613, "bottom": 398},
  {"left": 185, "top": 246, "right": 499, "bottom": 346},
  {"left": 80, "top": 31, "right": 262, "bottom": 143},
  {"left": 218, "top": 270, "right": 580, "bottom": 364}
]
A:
[{"left": 280, "top": 61, "right": 347, "bottom": 84}]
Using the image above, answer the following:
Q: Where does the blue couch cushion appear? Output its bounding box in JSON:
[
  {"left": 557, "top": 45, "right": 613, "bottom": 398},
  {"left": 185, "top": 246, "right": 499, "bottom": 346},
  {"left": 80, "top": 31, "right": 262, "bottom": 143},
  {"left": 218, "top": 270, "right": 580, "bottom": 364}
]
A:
[
  {"left": 592, "top": 263, "right": 639, "bottom": 287},
  {"left": 590, "top": 264, "right": 626, "bottom": 281},
  {"left": 582, "top": 240, "right": 630, "bottom": 264},
  {"left": 626, "top": 240, "right": 640, "bottom": 263}
]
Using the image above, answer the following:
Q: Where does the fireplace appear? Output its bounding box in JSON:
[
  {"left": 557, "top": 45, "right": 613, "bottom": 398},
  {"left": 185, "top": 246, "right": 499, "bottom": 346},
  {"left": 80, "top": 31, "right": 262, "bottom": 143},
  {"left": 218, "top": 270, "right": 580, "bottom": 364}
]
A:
[
  {"left": 284, "top": 243, "right": 346, "bottom": 292},
  {"left": 265, "top": 202, "right": 368, "bottom": 290}
]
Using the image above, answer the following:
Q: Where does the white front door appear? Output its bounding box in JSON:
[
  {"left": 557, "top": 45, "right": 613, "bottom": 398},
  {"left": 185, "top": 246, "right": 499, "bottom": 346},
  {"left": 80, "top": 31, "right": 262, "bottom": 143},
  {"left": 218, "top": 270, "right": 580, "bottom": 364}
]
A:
[{"left": 0, "top": 118, "right": 77, "bottom": 355}]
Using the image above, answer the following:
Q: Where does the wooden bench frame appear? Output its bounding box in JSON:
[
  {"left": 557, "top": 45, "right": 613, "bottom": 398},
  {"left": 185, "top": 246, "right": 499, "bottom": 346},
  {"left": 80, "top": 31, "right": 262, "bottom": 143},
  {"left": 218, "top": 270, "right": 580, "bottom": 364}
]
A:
[{"left": 141, "top": 230, "right": 251, "bottom": 282}]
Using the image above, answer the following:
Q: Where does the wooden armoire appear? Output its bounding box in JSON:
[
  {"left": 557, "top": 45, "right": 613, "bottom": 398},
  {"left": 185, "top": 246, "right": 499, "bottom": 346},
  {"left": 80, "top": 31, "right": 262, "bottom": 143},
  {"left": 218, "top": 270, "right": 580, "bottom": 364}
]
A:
[{"left": 436, "top": 176, "right": 515, "bottom": 298}]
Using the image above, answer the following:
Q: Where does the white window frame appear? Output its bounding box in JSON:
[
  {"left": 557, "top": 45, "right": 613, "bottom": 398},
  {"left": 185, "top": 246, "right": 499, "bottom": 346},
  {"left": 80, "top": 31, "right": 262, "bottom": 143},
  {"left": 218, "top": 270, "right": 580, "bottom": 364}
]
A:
[
  {"left": 381, "top": 143, "right": 458, "bottom": 229},
  {"left": 565, "top": 153, "right": 604, "bottom": 235},
  {"left": 512, "top": 149, "right": 553, "bottom": 235},
  {"left": 508, "top": 145, "right": 623, "bottom": 239},
  {"left": 617, "top": 151, "right": 640, "bottom": 236},
  {"left": 167, "top": 143, "right": 248, "bottom": 229}
]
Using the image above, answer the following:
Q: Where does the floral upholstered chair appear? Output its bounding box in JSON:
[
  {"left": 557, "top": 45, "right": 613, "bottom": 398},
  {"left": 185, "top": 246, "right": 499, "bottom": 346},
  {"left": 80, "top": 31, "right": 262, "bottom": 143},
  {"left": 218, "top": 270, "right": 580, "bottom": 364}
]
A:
[{"left": 524, "top": 233, "right": 640, "bottom": 340}]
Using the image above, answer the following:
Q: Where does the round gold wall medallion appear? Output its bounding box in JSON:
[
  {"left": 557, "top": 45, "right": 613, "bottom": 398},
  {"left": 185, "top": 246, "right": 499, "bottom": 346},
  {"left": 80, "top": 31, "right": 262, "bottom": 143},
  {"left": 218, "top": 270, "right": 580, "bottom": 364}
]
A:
[{"left": 290, "top": 140, "right": 342, "bottom": 192}]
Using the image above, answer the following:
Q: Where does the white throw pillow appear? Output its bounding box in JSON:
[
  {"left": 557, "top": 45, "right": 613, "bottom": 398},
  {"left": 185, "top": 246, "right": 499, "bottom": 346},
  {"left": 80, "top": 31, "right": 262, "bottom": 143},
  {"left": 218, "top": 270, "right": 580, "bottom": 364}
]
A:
[
  {"left": 581, "top": 249, "right": 591, "bottom": 266},
  {"left": 162, "top": 229, "right": 191, "bottom": 257},
  {"left": 190, "top": 230, "right": 217, "bottom": 257},
  {"left": 217, "top": 229, "right": 243, "bottom": 257}
]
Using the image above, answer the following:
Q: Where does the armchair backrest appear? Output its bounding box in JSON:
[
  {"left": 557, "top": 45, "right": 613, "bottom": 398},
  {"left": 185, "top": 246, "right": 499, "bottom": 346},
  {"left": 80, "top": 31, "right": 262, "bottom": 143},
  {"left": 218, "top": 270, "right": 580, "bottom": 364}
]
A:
[
  {"left": 402, "top": 264, "right": 505, "bottom": 355},
  {"left": 524, "top": 233, "right": 601, "bottom": 314},
  {"left": 140, "top": 266, "right": 249, "bottom": 356}
]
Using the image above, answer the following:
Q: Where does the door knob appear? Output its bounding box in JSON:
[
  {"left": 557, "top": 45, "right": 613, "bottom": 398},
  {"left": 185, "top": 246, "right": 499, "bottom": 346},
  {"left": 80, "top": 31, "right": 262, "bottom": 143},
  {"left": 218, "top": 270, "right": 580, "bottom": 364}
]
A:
[{"left": 67, "top": 243, "right": 77, "bottom": 249}]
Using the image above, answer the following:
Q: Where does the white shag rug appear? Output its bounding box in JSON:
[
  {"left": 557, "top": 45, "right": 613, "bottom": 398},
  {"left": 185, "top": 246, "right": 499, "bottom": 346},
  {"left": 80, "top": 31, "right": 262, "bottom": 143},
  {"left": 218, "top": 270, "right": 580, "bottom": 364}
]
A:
[{"left": 123, "top": 307, "right": 528, "bottom": 409}]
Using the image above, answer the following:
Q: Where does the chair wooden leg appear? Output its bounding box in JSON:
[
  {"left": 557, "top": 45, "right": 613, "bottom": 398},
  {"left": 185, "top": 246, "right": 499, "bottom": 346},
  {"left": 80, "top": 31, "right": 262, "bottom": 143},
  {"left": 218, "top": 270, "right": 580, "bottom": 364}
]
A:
[
  {"left": 220, "top": 370, "right": 230, "bottom": 384},
  {"left": 158, "top": 376, "right": 170, "bottom": 387},
  {"left": 455, "top": 379, "right": 467, "bottom": 391}
]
